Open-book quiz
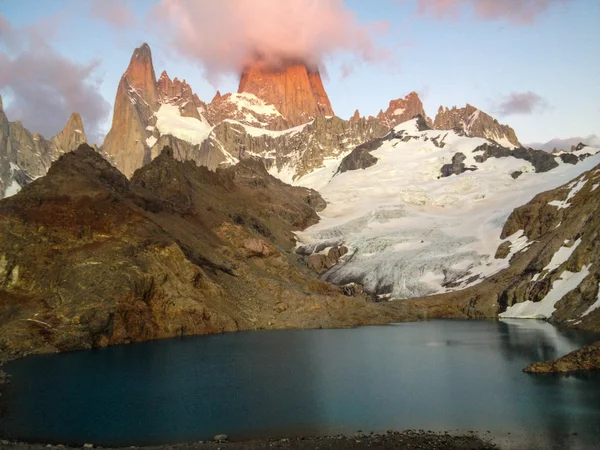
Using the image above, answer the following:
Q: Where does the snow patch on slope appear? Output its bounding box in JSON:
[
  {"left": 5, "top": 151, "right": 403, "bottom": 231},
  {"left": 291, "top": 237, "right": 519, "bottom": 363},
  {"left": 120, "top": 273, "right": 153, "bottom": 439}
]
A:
[
  {"left": 500, "top": 265, "right": 591, "bottom": 319},
  {"left": 548, "top": 177, "right": 587, "bottom": 209},
  {"left": 581, "top": 283, "right": 600, "bottom": 317},
  {"left": 542, "top": 238, "right": 582, "bottom": 275},
  {"left": 4, "top": 180, "right": 21, "bottom": 198},
  {"left": 155, "top": 104, "right": 213, "bottom": 145},
  {"left": 229, "top": 93, "right": 282, "bottom": 118}
]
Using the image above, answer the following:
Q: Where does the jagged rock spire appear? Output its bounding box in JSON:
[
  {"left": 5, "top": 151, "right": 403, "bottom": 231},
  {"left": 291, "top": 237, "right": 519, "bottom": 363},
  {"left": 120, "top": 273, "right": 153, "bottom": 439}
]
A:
[{"left": 51, "top": 112, "right": 87, "bottom": 154}]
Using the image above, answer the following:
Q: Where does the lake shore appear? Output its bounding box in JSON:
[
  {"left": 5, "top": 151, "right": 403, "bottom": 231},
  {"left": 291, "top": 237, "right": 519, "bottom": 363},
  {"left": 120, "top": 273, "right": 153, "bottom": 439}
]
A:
[{"left": 0, "top": 430, "right": 498, "bottom": 450}]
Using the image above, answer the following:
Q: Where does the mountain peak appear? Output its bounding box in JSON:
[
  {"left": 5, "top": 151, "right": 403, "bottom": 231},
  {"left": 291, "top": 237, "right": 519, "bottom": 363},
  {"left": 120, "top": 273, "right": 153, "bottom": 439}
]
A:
[
  {"left": 0, "top": 94, "right": 3, "bottom": 112},
  {"left": 67, "top": 112, "right": 84, "bottom": 130},
  {"left": 132, "top": 42, "right": 152, "bottom": 60},
  {"left": 51, "top": 112, "right": 87, "bottom": 153},
  {"left": 375, "top": 92, "right": 429, "bottom": 129},
  {"left": 237, "top": 61, "right": 334, "bottom": 127},
  {"left": 124, "top": 42, "right": 158, "bottom": 105}
]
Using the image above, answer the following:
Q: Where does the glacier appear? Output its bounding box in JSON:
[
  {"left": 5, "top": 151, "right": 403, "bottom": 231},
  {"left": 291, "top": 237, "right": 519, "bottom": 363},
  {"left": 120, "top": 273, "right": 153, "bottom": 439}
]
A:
[{"left": 279, "top": 119, "right": 600, "bottom": 299}]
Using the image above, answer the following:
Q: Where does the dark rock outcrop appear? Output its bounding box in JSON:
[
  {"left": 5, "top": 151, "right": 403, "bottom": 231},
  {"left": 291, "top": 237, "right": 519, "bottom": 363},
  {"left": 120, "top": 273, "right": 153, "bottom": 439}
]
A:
[
  {"left": 307, "top": 246, "right": 349, "bottom": 274},
  {"left": 441, "top": 152, "right": 477, "bottom": 177},
  {"left": 473, "top": 143, "right": 559, "bottom": 173},
  {"left": 524, "top": 341, "right": 600, "bottom": 373},
  {"left": 559, "top": 153, "right": 579, "bottom": 165},
  {"left": 336, "top": 140, "right": 381, "bottom": 174}
]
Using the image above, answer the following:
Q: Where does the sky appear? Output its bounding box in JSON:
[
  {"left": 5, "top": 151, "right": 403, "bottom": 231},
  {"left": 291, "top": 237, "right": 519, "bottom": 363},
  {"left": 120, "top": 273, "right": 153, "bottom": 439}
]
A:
[{"left": 0, "top": 0, "right": 599, "bottom": 145}]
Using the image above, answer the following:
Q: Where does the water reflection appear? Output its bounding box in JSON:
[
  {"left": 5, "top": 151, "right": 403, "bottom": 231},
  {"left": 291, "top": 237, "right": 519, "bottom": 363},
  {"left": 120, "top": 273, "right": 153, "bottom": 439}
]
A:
[{"left": 0, "top": 320, "right": 599, "bottom": 448}]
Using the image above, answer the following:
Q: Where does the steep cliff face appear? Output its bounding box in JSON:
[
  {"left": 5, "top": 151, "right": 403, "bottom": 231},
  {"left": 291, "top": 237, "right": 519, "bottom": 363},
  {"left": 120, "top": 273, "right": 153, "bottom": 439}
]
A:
[
  {"left": 0, "top": 96, "right": 87, "bottom": 198},
  {"left": 434, "top": 104, "right": 521, "bottom": 148},
  {"left": 237, "top": 62, "right": 334, "bottom": 128},
  {"left": 102, "top": 43, "right": 159, "bottom": 177}
]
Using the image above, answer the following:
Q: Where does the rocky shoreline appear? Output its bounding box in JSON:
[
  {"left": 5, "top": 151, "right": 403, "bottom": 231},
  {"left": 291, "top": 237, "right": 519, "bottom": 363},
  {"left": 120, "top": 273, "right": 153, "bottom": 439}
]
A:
[
  {"left": 524, "top": 340, "right": 600, "bottom": 373},
  {"left": 0, "top": 430, "right": 498, "bottom": 450}
]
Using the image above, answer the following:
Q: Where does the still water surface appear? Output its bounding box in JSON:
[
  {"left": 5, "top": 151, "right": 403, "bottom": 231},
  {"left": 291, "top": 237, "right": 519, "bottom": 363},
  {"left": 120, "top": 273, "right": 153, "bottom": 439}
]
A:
[{"left": 1, "top": 320, "right": 599, "bottom": 448}]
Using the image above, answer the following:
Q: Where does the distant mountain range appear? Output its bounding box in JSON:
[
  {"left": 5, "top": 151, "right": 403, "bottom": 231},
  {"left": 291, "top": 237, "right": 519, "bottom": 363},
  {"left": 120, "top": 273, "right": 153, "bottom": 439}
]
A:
[{"left": 527, "top": 135, "right": 600, "bottom": 152}]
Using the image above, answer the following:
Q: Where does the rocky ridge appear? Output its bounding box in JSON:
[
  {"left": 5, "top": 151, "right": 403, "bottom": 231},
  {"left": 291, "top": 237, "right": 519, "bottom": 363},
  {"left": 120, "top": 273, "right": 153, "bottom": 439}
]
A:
[
  {"left": 0, "top": 96, "right": 87, "bottom": 199},
  {"left": 99, "top": 43, "right": 533, "bottom": 187},
  {"left": 101, "top": 44, "right": 388, "bottom": 179},
  {"left": 434, "top": 104, "right": 521, "bottom": 147},
  {"left": 374, "top": 92, "right": 431, "bottom": 129}
]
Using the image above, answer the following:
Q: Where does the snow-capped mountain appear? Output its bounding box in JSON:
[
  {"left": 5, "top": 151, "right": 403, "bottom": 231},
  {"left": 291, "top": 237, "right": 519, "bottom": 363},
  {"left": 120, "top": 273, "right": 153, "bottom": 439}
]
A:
[
  {"left": 93, "top": 42, "right": 600, "bottom": 327},
  {"left": 102, "top": 43, "right": 530, "bottom": 184},
  {"left": 0, "top": 95, "right": 88, "bottom": 199},
  {"left": 102, "top": 43, "right": 378, "bottom": 177},
  {"left": 289, "top": 118, "right": 600, "bottom": 302}
]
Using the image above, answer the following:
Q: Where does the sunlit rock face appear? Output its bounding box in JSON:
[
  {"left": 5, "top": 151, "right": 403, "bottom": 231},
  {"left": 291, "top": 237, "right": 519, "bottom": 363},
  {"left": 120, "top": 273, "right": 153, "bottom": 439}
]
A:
[{"left": 237, "top": 60, "right": 334, "bottom": 128}]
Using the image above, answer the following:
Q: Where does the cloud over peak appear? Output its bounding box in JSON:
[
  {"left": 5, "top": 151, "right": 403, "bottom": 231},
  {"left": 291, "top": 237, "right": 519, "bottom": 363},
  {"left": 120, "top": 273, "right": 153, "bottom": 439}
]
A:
[{"left": 153, "top": 0, "right": 389, "bottom": 81}]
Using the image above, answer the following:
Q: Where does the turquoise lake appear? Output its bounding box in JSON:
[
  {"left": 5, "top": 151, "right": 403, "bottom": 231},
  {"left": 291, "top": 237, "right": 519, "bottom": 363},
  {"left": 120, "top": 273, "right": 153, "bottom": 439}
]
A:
[{"left": 1, "top": 319, "right": 599, "bottom": 448}]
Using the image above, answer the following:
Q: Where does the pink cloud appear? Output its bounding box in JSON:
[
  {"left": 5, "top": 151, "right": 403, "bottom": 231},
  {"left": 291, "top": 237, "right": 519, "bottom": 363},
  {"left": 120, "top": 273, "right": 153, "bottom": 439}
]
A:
[
  {"left": 152, "top": 0, "right": 389, "bottom": 80},
  {"left": 90, "top": 0, "right": 134, "bottom": 28},
  {"left": 415, "top": 0, "right": 569, "bottom": 24}
]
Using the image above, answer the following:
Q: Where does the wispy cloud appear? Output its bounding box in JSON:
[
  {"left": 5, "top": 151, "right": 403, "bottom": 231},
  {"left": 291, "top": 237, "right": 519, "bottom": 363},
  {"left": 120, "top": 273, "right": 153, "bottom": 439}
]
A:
[
  {"left": 90, "top": 0, "right": 134, "bottom": 28},
  {"left": 493, "top": 91, "right": 550, "bottom": 116},
  {"left": 0, "top": 14, "right": 110, "bottom": 143},
  {"left": 413, "top": 0, "right": 569, "bottom": 24}
]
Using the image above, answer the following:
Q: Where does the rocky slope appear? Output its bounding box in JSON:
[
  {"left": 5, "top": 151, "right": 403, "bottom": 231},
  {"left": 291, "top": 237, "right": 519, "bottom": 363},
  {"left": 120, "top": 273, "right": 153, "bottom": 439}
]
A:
[
  {"left": 0, "top": 144, "right": 423, "bottom": 360},
  {"left": 434, "top": 104, "right": 521, "bottom": 148},
  {"left": 0, "top": 95, "right": 87, "bottom": 199},
  {"left": 394, "top": 159, "right": 600, "bottom": 330},
  {"left": 494, "top": 163, "right": 600, "bottom": 330}
]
